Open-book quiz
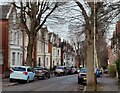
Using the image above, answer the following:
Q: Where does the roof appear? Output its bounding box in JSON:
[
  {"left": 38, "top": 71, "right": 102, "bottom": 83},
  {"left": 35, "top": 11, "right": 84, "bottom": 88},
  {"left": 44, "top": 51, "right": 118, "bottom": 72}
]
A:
[{"left": 0, "top": 5, "right": 11, "bottom": 19}]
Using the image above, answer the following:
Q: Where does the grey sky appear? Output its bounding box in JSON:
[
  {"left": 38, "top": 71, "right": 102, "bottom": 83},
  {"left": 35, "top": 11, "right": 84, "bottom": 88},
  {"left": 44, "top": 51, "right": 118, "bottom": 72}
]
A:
[{"left": 0, "top": 0, "right": 118, "bottom": 44}]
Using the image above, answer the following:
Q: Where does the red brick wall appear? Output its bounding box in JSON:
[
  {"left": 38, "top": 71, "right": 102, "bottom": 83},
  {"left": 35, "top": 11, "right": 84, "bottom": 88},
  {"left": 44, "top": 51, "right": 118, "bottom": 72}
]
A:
[{"left": 0, "top": 19, "right": 9, "bottom": 75}]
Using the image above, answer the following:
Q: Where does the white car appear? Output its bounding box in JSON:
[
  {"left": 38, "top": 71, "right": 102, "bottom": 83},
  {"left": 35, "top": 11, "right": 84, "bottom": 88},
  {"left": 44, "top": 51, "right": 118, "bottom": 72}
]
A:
[
  {"left": 10, "top": 66, "right": 35, "bottom": 83},
  {"left": 54, "top": 66, "right": 66, "bottom": 76}
]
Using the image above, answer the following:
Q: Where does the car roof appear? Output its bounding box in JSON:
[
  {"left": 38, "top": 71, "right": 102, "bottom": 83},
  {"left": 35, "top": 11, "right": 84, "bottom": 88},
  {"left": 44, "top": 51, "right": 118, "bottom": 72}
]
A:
[{"left": 80, "top": 68, "right": 86, "bottom": 70}]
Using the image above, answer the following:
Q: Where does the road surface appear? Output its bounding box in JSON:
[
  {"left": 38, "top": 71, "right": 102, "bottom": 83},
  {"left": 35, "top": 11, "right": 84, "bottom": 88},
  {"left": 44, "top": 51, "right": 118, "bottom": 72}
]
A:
[{"left": 2, "top": 75, "right": 84, "bottom": 91}]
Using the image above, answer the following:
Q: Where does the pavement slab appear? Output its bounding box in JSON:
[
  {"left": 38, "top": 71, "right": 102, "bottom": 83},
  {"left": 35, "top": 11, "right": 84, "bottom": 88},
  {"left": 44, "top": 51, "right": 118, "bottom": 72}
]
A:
[{"left": 97, "top": 74, "right": 118, "bottom": 91}]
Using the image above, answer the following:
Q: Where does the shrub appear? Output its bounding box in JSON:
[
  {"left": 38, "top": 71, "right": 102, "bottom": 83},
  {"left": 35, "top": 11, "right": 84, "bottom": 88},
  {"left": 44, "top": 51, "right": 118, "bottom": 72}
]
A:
[
  {"left": 116, "top": 59, "right": 120, "bottom": 79},
  {"left": 108, "top": 64, "right": 116, "bottom": 77}
]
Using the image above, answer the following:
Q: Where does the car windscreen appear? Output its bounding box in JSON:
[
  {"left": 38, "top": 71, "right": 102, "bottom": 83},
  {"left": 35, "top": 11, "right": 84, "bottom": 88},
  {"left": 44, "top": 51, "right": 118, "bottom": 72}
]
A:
[
  {"left": 56, "top": 67, "right": 64, "bottom": 69},
  {"left": 34, "top": 68, "right": 44, "bottom": 70},
  {"left": 80, "top": 69, "right": 86, "bottom": 73},
  {"left": 12, "top": 67, "right": 26, "bottom": 71}
]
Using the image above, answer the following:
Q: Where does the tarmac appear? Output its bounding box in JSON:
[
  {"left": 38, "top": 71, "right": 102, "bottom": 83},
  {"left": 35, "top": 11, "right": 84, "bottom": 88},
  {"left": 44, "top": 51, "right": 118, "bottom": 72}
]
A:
[{"left": 2, "top": 73, "right": 120, "bottom": 92}]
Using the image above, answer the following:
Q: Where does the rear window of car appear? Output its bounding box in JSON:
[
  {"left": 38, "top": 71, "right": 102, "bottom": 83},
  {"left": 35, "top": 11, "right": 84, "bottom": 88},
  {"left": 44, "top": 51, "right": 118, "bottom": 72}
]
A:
[
  {"left": 12, "top": 67, "right": 26, "bottom": 71},
  {"left": 80, "top": 69, "right": 86, "bottom": 73},
  {"left": 56, "top": 66, "right": 64, "bottom": 69}
]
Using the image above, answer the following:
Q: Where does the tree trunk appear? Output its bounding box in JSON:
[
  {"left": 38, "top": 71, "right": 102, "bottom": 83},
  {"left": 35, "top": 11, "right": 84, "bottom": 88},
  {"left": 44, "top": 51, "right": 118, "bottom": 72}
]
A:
[
  {"left": 86, "top": 27, "right": 96, "bottom": 90},
  {"left": 26, "top": 35, "right": 35, "bottom": 67}
]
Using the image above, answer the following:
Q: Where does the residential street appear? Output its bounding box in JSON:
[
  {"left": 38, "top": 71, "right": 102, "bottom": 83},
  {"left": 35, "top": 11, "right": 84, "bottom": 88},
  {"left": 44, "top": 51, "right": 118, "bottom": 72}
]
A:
[
  {"left": 1, "top": 1, "right": 120, "bottom": 92},
  {"left": 2, "top": 75, "right": 84, "bottom": 91}
]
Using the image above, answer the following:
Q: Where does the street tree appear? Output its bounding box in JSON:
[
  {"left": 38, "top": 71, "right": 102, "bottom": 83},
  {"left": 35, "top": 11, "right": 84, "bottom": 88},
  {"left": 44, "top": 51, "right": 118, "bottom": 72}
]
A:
[
  {"left": 12, "top": 1, "right": 63, "bottom": 67},
  {"left": 73, "top": 0, "right": 120, "bottom": 88},
  {"left": 74, "top": 0, "right": 96, "bottom": 88}
]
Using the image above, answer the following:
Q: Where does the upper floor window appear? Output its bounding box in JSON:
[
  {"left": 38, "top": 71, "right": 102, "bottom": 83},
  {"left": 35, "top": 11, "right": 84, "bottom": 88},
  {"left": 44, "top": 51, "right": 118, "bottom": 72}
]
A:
[
  {"left": 17, "top": 32, "right": 20, "bottom": 45},
  {"left": 14, "top": 32, "right": 17, "bottom": 44},
  {"left": 46, "top": 58, "right": 48, "bottom": 66},
  {"left": 12, "top": 52, "right": 15, "bottom": 65},
  {"left": 72, "top": 57, "right": 73, "bottom": 61},
  {"left": 10, "top": 31, "right": 13, "bottom": 43},
  {"left": 38, "top": 57, "right": 41, "bottom": 66},
  {"left": 58, "top": 50, "right": 59, "bottom": 55},
  {"left": 17, "top": 52, "right": 19, "bottom": 62},
  {"left": 53, "top": 49, "right": 55, "bottom": 56},
  {"left": 12, "top": 12, "right": 16, "bottom": 24}
]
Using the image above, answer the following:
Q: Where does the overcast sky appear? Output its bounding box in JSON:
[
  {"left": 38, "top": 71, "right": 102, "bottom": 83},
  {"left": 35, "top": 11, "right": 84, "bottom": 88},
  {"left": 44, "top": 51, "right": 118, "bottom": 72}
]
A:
[{"left": 0, "top": 0, "right": 118, "bottom": 45}]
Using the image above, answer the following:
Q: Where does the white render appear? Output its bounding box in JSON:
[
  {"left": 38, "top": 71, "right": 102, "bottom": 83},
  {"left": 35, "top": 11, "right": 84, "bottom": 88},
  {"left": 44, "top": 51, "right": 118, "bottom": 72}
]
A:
[
  {"left": 37, "top": 28, "right": 50, "bottom": 68},
  {"left": 52, "top": 47, "right": 61, "bottom": 67},
  {"left": 63, "top": 52, "right": 75, "bottom": 67},
  {"left": 9, "top": 30, "right": 23, "bottom": 67}
]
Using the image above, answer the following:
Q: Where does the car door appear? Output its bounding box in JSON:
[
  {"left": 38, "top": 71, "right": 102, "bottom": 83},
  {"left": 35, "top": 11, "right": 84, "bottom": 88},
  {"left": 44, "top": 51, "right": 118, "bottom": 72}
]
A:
[{"left": 27, "top": 68, "right": 34, "bottom": 80}]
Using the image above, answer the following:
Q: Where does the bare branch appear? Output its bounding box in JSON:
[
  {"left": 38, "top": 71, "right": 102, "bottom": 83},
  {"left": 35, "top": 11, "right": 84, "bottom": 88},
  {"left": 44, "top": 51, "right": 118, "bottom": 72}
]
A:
[{"left": 36, "top": 2, "right": 59, "bottom": 32}]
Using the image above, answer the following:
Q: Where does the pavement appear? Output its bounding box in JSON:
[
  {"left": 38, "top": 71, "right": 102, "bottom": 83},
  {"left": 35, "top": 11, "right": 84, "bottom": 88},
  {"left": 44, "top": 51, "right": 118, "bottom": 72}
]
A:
[
  {"left": 96, "top": 74, "right": 118, "bottom": 91},
  {"left": 85, "top": 74, "right": 119, "bottom": 92}
]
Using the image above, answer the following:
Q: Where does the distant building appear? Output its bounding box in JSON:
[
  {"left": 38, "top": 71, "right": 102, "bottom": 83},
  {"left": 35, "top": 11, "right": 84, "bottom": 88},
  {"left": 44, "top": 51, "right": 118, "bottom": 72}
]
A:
[
  {"left": 108, "top": 46, "right": 116, "bottom": 64},
  {"left": 48, "top": 32, "right": 61, "bottom": 68},
  {"left": 60, "top": 40, "right": 75, "bottom": 67},
  {"left": 111, "top": 21, "right": 120, "bottom": 61},
  {"left": 37, "top": 27, "right": 50, "bottom": 68}
]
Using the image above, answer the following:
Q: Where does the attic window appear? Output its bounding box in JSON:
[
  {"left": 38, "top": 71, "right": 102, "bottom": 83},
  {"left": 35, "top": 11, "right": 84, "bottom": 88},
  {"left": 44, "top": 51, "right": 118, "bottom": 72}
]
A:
[{"left": 13, "top": 12, "right": 16, "bottom": 24}]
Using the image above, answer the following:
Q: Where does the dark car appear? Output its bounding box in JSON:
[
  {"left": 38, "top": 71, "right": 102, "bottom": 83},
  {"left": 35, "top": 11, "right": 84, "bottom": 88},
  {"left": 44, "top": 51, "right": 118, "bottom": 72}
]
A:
[
  {"left": 78, "top": 68, "right": 87, "bottom": 84},
  {"left": 34, "top": 67, "right": 50, "bottom": 79},
  {"left": 66, "top": 67, "right": 72, "bottom": 75}
]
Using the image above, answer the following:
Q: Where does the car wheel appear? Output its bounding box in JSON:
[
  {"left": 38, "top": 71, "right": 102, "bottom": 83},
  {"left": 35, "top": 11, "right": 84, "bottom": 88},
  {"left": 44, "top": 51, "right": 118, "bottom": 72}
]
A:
[
  {"left": 32, "top": 77, "right": 35, "bottom": 82},
  {"left": 37, "top": 77, "right": 40, "bottom": 80},
  {"left": 10, "top": 79, "right": 14, "bottom": 82},
  {"left": 78, "top": 79, "right": 82, "bottom": 84},
  {"left": 42, "top": 75, "right": 45, "bottom": 79},
  {"left": 48, "top": 74, "right": 50, "bottom": 78},
  {"left": 26, "top": 77, "right": 30, "bottom": 83}
]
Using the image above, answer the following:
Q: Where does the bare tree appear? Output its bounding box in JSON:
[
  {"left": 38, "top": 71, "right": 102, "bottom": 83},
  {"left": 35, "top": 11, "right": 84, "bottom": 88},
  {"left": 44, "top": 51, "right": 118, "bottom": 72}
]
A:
[
  {"left": 12, "top": 1, "right": 63, "bottom": 67},
  {"left": 73, "top": 0, "right": 120, "bottom": 88}
]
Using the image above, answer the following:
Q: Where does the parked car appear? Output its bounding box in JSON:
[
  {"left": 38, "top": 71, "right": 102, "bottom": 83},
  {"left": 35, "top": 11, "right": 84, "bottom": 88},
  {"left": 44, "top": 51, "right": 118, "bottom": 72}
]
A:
[
  {"left": 76, "top": 68, "right": 80, "bottom": 73},
  {"left": 10, "top": 66, "right": 35, "bottom": 83},
  {"left": 71, "top": 67, "right": 78, "bottom": 74},
  {"left": 104, "top": 69, "right": 108, "bottom": 74},
  {"left": 34, "top": 67, "right": 50, "bottom": 79},
  {"left": 54, "top": 66, "right": 67, "bottom": 76},
  {"left": 78, "top": 68, "right": 87, "bottom": 84},
  {"left": 66, "top": 67, "right": 72, "bottom": 75}
]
